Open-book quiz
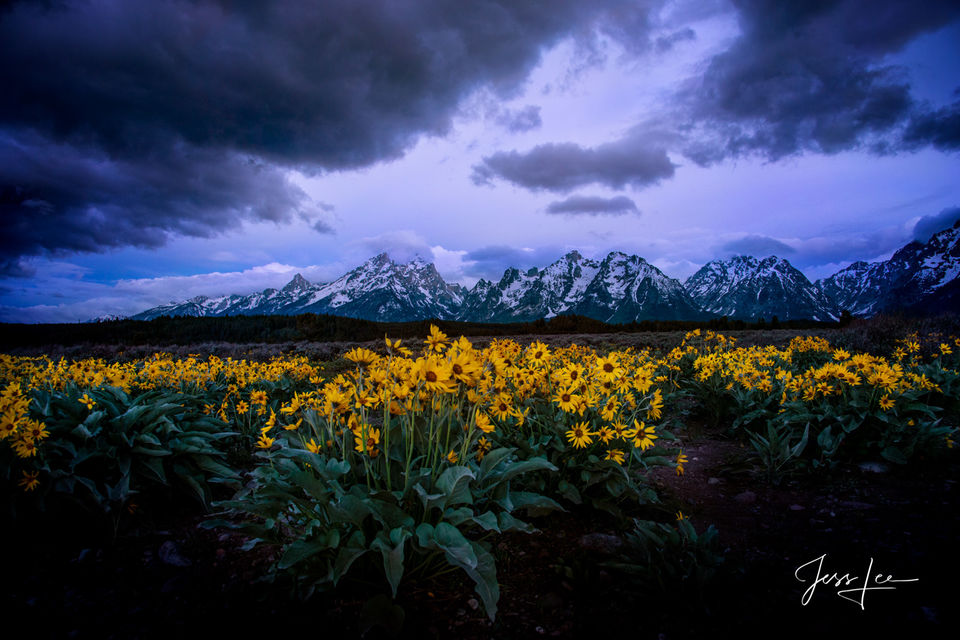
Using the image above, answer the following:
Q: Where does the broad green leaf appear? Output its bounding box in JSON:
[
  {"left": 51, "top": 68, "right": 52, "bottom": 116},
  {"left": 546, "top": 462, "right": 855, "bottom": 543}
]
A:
[
  {"left": 333, "top": 530, "right": 368, "bottom": 585},
  {"left": 880, "top": 446, "right": 908, "bottom": 465},
  {"left": 470, "top": 511, "right": 500, "bottom": 532},
  {"left": 496, "top": 457, "right": 556, "bottom": 485},
  {"left": 462, "top": 541, "right": 499, "bottom": 621},
  {"left": 330, "top": 494, "right": 373, "bottom": 529},
  {"left": 478, "top": 447, "right": 515, "bottom": 477},
  {"left": 436, "top": 466, "right": 475, "bottom": 508},
  {"left": 503, "top": 491, "right": 562, "bottom": 513},
  {"left": 433, "top": 522, "right": 477, "bottom": 570},
  {"left": 278, "top": 530, "right": 341, "bottom": 569},
  {"left": 370, "top": 528, "right": 412, "bottom": 597},
  {"left": 414, "top": 522, "right": 435, "bottom": 549},
  {"left": 497, "top": 512, "right": 533, "bottom": 533},
  {"left": 413, "top": 483, "right": 445, "bottom": 510}
]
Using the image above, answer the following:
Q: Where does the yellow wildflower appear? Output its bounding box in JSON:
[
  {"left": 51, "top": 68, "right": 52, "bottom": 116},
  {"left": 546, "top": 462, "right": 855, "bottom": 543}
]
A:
[{"left": 565, "top": 422, "right": 594, "bottom": 449}]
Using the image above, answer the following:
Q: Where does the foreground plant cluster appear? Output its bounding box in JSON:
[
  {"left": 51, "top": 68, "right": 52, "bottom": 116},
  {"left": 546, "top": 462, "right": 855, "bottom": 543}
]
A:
[{"left": 2, "top": 327, "right": 957, "bottom": 621}]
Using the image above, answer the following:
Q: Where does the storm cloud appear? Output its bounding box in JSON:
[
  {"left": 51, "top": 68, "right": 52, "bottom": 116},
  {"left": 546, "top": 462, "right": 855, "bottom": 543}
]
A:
[
  {"left": 0, "top": 0, "right": 659, "bottom": 267},
  {"left": 913, "top": 206, "right": 960, "bottom": 242},
  {"left": 680, "top": 0, "right": 960, "bottom": 163},
  {"left": 475, "top": 0, "right": 960, "bottom": 198},
  {"left": 0, "top": 130, "right": 325, "bottom": 274},
  {"left": 545, "top": 195, "right": 639, "bottom": 216},
  {"left": 472, "top": 137, "right": 676, "bottom": 192}
]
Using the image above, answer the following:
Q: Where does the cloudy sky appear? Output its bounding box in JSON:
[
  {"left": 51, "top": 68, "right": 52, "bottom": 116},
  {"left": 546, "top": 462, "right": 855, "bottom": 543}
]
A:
[{"left": 1, "top": 0, "right": 959, "bottom": 322}]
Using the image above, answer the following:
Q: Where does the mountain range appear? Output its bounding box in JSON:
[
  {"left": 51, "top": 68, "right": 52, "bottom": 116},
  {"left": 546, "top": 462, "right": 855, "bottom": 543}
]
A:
[{"left": 128, "top": 220, "right": 960, "bottom": 323}]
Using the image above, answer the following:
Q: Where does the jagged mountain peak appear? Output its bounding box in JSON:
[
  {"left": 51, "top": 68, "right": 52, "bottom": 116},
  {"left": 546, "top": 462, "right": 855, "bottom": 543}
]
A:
[
  {"left": 126, "top": 228, "right": 960, "bottom": 324},
  {"left": 405, "top": 254, "right": 431, "bottom": 267},
  {"left": 817, "top": 219, "right": 960, "bottom": 316},
  {"left": 685, "top": 254, "right": 833, "bottom": 321},
  {"left": 282, "top": 273, "right": 313, "bottom": 293}
]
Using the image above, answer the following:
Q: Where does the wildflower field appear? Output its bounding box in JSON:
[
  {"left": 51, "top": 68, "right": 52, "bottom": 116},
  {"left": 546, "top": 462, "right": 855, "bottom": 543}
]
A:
[{"left": 2, "top": 325, "right": 958, "bottom": 637}]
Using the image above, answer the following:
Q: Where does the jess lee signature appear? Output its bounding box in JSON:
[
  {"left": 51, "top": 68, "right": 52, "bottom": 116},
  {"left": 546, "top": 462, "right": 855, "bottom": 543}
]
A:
[{"left": 794, "top": 554, "right": 919, "bottom": 609}]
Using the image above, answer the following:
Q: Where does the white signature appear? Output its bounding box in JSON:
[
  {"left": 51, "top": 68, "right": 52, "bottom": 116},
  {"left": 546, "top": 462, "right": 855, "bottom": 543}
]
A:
[{"left": 794, "top": 554, "right": 919, "bottom": 610}]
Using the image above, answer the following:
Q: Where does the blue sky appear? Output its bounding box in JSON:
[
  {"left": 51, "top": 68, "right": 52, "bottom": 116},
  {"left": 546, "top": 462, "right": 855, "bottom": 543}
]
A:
[{"left": 1, "top": 0, "right": 958, "bottom": 322}]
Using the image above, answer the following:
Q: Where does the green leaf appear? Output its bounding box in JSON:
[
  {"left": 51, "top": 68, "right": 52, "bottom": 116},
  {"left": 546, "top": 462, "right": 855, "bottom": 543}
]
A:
[
  {"left": 130, "top": 446, "right": 171, "bottom": 457},
  {"left": 470, "top": 511, "right": 500, "bottom": 532},
  {"left": 478, "top": 447, "right": 515, "bottom": 477},
  {"left": 366, "top": 492, "right": 415, "bottom": 530},
  {"left": 413, "top": 483, "right": 445, "bottom": 510},
  {"left": 138, "top": 456, "right": 168, "bottom": 484},
  {"left": 370, "top": 528, "right": 412, "bottom": 597},
  {"left": 790, "top": 423, "right": 810, "bottom": 458},
  {"left": 330, "top": 493, "right": 373, "bottom": 529},
  {"left": 278, "top": 530, "right": 341, "bottom": 570},
  {"left": 414, "top": 522, "right": 435, "bottom": 549},
  {"left": 496, "top": 457, "right": 556, "bottom": 485},
  {"left": 435, "top": 466, "right": 475, "bottom": 508},
  {"left": 443, "top": 506, "right": 475, "bottom": 527},
  {"left": 433, "top": 522, "right": 478, "bottom": 570},
  {"left": 462, "top": 541, "right": 499, "bottom": 621},
  {"left": 333, "top": 530, "right": 368, "bottom": 585},
  {"left": 880, "top": 446, "right": 908, "bottom": 465},
  {"left": 502, "top": 491, "right": 562, "bottom": 514},
  {"left": 496, "top": 512, "right": 533, "bottom": 533}
]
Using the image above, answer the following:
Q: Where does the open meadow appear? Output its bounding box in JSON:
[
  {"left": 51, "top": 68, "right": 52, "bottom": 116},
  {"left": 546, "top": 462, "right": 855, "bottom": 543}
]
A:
[{"left": 3, "top": 318, "right": 959, "bottom": 639}]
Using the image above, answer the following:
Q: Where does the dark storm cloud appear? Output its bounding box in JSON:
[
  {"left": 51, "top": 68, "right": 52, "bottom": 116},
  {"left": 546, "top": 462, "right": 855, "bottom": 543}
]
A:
[
  {"left": 902, "top": 101, "right": 960, "bottom": 152},
  {"left": 0, "top": 129, "right": 323, "bottom": 275},
  {"left": 472, "top": 136, "right": 676, "bottom": 192},
  {"left": 0, "top": 0, "right": 658, "bottom": 264},
  {"left": 495, "top": 106, "right": 543, "bottom": 133},
  {"left": 721, "top": 235, "right": 796, "bottom": 257},
  {"left": 912, "top": 206, "right": 960, "bottom": 242},
  {"left": 463, "top": 245, "right": 566, "bottom": 280},
  {"left": 681, "top": 0, "right": 960, "bottom": 164},
  {"left": 545, "top": 194, "right": 638, "bottom": 216}
]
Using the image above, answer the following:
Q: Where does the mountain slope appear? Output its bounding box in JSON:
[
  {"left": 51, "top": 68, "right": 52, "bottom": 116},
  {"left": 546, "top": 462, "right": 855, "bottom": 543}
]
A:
[
  {"left": 569, "top": 252, "right": 703, "bottom": 322},
  {"left": 459, "top": 251, "right": 703, "bottom": 322},
  {"left": 817, "top": 221, "right": 960, "bottom": 316},
  {"left": 684, "top": 255, "right": 835, "bottom": 321},
  {"left": 132, "top": 254, "right": 465, "bottom": 322},
  {"left": 127, "top": 226, "right": 960, "bottom": 324}
]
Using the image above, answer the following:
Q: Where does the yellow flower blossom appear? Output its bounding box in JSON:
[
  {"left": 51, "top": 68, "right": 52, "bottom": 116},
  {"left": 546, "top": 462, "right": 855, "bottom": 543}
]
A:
[{"left": 565, "top": 422, "right": 594, "bottom": 449}]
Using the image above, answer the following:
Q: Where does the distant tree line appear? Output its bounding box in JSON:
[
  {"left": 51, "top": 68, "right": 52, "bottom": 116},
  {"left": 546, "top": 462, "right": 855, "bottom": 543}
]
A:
[{"left": 0, "top": 312, "right": 840, "bottom": 348}]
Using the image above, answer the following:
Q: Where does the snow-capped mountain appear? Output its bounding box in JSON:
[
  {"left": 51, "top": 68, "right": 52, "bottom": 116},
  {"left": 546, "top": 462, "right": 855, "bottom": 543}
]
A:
[
  {"left": 127, "top": 225, "right": 960, "bottom": 324},
  {"left": 458, "top": 251, "right": 702, "bottom": 322},
  {"left": 132, "top": 250, "right": 704, "bottom": 323},
  {"left": 684, "top": 255, "right": 835, "bottom": 321},
  {"left": 131, "top": 253, "right": 465, "bottom": 322},
  {"left": 569, "top": 251, "right": 703, "bottom": 322},
  {"left": 816, "top": 220, "right": 960, "bottom": 316},
  {"left": 458, "top": 251, "right": 600, "bottom": 322}
]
